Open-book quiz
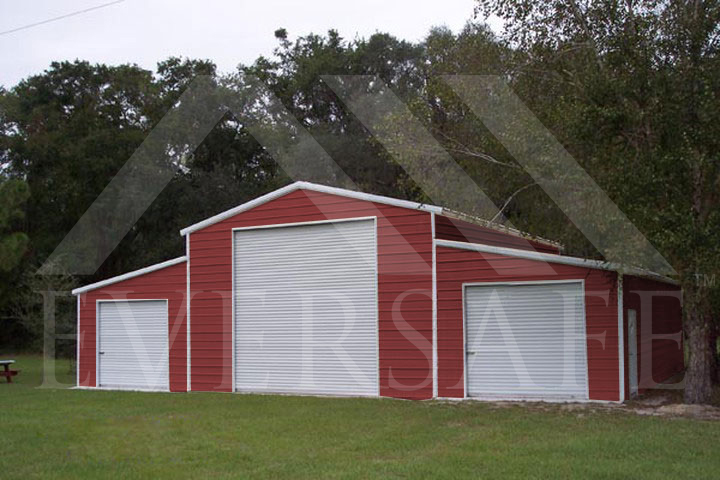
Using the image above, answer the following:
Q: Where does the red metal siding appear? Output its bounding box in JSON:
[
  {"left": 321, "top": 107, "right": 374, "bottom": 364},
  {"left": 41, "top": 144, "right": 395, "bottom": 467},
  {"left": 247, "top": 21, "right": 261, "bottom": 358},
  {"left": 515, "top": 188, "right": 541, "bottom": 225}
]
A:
[
  {"left": 77, "top": 261, "right": 187, "bottom": 392},
  {"left": 435, "top": 215, "right": 560, "bottom": 254},
  {"left": 189, "top": 188, "right": 434, "bottom": 399},
  {"left": 623, "top": 275, "right": 683, "bottom": 397},
  {"left": 436, "top": 246, "right": 621, "bottom": 401}
]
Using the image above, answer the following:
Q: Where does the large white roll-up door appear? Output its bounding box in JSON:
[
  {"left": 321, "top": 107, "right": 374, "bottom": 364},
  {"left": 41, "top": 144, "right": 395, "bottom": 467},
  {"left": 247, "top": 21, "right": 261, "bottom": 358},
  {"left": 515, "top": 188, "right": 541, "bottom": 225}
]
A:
[
  {"left": 97, "top": 300, "right": 169, "bottom": 390},
  {"left": 465, "top": 282, "right": 588, "bottom": 400},
  {"left": 234, "top": 219, "right": 378, "bottom": 396}
]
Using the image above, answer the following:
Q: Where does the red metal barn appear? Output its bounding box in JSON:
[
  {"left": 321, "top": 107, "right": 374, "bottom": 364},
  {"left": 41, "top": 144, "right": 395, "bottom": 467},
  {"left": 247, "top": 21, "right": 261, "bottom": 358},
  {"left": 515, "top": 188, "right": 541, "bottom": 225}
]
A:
[{"left": 73, "top": 182, "right": 683, "bottom": 401}]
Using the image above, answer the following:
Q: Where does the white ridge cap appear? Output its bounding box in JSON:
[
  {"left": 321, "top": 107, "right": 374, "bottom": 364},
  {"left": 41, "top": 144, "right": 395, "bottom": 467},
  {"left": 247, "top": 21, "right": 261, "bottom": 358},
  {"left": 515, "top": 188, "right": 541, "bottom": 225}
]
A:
[{"left": 179, "top": 181, "right": 444, "bottom": 236}]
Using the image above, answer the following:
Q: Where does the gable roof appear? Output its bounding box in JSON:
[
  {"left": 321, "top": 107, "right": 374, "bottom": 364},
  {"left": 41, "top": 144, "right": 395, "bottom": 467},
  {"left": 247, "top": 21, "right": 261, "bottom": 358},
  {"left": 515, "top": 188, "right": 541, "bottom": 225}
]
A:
[{"left": 179, "top": 181, "right": 443, "bottom": 236}]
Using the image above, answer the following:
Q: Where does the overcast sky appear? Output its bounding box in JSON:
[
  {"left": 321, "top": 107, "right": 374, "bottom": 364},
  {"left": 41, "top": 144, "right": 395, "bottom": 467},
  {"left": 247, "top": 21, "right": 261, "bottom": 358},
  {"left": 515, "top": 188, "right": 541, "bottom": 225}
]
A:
[{"left": 0, "top": 0, "right": 495, "bottom": 88}]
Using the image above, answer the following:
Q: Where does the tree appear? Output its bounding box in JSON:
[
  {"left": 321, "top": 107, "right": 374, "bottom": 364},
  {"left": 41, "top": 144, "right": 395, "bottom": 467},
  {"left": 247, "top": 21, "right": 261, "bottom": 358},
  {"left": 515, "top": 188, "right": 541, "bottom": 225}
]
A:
[
  {"left": 10, "top": 261, "right": 77, "bottom": 356},
  {"left": 0, "top": 178, "right": 30, "bottom": 271},
  {"left": 0, "top": 61, "right": 157, "bottom": 277},
  {"left": 474, "top": 0, "right": 720, "bottom": 403},
  {"left": 239, "top": 29, "right": 425, "bottom": 194},
  {"left": 0, "top": 177, "right": 31, "bottom": 347}
]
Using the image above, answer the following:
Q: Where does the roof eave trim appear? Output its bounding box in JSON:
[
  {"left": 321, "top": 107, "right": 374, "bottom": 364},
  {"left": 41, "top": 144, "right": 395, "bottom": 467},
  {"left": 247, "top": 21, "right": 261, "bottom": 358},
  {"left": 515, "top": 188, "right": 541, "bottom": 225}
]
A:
[
  {"left": 179, "top": 181, "right": 443, "bottom": 236},
  {"left": 72, "top": 256, "right": 188, "bottom": 295},
  {"left": 435, "top": 239, "right": 678, "bottom": 285}
]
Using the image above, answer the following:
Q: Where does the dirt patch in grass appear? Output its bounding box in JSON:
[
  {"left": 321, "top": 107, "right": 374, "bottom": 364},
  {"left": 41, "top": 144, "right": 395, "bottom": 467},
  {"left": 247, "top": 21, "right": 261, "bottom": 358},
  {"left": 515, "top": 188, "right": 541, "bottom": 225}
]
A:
[
  {"left": 623, "top": 383, "right": 720, "bottom": 420},
  {"left": 442, "top": 387, "right": 720, "bottom": 421},
  {"left": 632, "top": 403, "right": 720, "bottom": 420},
  {"left": 627, "top": 390, "right": 720, "bottom": 420}
]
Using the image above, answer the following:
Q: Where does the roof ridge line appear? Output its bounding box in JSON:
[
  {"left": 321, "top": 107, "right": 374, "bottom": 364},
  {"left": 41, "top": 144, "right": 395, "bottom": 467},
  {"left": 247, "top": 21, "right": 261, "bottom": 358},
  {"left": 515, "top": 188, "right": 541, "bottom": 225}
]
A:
[{"left": 179, "top": 181, "right": 444, "bottom": 236}]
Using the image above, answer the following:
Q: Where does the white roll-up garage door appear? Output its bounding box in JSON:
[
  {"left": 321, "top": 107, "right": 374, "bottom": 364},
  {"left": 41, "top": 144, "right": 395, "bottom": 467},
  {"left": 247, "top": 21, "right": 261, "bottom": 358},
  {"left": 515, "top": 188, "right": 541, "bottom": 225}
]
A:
[
  {"left": 465, "top": 282, "right": 588, "bottom": 400},
  {"left": 234, "top": 218, "right": 378, "bottom": 396},
  {"left": 97, "top": 300, "right": 169, "bottom": 390}
]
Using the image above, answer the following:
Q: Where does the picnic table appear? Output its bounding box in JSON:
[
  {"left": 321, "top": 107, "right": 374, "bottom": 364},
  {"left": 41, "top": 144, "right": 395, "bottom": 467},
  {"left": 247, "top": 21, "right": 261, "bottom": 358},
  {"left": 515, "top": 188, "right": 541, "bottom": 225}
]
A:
[{"left": 0, "top": 360, "right": 19, "bottom": 383}]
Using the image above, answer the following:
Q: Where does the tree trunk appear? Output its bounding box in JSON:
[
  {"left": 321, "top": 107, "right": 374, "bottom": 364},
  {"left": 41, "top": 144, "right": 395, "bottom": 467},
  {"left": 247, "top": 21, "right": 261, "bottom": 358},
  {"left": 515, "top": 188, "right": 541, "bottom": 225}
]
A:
[
  {"left": 684, "top": 296, "right": 714, "bottom": 404},
  {"left": 711, "top": 323, "right": 719, "bottom": 385}
]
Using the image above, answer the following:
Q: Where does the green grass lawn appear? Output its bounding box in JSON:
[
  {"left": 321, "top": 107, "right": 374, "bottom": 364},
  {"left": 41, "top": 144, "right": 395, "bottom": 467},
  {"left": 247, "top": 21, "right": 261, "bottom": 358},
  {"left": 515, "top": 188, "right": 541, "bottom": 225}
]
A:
[{"left": 2, "top": 355, "right": 719, "bottom": 479}]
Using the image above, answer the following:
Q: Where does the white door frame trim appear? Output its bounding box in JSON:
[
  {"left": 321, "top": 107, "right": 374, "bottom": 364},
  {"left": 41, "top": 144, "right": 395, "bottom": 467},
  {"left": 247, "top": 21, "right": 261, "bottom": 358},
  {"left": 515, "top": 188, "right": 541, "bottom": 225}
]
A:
[
  {"left": 231, "top": 216, "right": 377, "bottom": 233},
  {"left": 461, "top": 279, "right": 589, "bottom": 401},
  {"left": 96, "top": 298, "right": 170, "bottom": 392},
  {"left": 373, "top": 217, "right": 380, "bottom": 396},
  {"left": 230, "top": 216, "right": 380, "bottom": 396}
]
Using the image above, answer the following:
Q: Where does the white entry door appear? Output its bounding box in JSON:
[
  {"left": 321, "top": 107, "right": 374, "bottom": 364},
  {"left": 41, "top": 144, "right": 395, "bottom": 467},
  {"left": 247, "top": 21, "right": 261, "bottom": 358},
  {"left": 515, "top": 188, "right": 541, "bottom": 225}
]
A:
[
  {"left": 234, "top": 219, "right": 378, "bottom": 396},
  {"left": 97, "top": 300, "right": 169, "bottom": 390},
  {"left": 628, "top": 309, "right": 639, "bottom": 397},
  {"left": 465, "top": 282, "right": 589, "bottom": 400}
]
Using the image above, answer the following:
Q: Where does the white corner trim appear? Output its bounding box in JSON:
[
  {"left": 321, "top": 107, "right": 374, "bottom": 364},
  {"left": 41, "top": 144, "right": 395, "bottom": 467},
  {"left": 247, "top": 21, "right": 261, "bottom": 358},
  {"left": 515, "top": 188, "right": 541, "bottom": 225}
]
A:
[
  {"left": 71, "top": 256, "right": 187, "bottom": 295},
  {"left": 434, "top": 239, "right": 677, "bottom": 285},
  {"left": 76, "top": 294, "right": 80, "bottom": 387},
  {"left": 186, "top": 234, "right": 191, "bottom": 393},
  {"left": 617, "top": 273, "right": 625, "bottom": 403},
  {"left": 431, "top": 212, "right": 438, "bottom": 399},
  {"left": 179, "top": 181, "right": 444, "bottom": 236}
]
